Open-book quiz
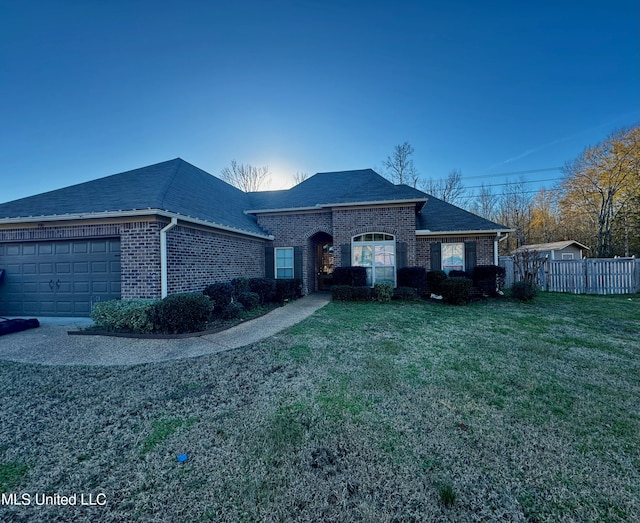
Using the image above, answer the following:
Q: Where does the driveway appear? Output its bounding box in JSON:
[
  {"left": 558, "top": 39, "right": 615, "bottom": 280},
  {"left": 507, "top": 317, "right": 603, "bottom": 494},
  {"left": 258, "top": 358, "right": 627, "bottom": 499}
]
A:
[{"left": 0, "top": 293, "right": 330, "bottom": 367}]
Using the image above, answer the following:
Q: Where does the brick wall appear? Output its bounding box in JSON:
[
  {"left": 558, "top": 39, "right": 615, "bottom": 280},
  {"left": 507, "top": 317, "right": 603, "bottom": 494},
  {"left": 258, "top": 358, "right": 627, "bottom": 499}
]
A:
[
  {"left": 166, "top": 225, "right": 264, "bottom": 294},
  {"left": 332, "top": 205, "right": 417, "bottom": 267},
  {"left": 120, "top": 222, "right": 162, "bottom": 299},
  {"left": 416, "top": 234, "right": 496, "bottom": 270},
  {"left": 257, "top": 211, "right": 332, "bottom": 293}
]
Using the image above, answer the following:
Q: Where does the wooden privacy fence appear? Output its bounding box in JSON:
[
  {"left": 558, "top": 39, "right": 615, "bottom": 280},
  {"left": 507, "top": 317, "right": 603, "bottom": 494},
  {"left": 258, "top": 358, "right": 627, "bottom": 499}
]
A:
[{"left": 499, "top": 256, "right": 640, "bottom": 295}]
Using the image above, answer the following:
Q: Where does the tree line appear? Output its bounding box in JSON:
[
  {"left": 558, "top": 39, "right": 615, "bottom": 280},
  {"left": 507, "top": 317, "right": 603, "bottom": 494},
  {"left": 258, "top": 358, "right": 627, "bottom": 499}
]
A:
[{"left": 383, "top": 128, "right": 640, "bottom": 258}]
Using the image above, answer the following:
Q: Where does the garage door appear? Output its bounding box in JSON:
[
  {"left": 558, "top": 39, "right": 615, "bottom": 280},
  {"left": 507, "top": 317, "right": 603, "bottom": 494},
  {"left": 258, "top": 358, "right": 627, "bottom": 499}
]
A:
[{"left": 0, "top": 238, "right": 121, "bottom": 317}]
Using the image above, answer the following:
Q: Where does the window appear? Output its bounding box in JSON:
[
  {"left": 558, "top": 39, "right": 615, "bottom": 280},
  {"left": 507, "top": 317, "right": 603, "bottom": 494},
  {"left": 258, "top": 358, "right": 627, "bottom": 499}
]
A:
[
  {"left": 352, "top": 233, "right": 396, "bottom": 286},
  {"left": 561, "top": 252, "right": 574, "bottom": 260},
  {"left": 275, "top": 247, "right": 294, "bottom": 279},
  {"left": 442, "top": 243, "right": 464, "bottom": 274}
]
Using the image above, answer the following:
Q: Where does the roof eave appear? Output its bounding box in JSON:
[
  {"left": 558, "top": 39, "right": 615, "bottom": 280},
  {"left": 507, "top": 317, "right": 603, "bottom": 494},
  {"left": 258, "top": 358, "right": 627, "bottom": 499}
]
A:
[
  {"left": 0, "top": 209, "right": 274, "bottom": 240},
  {"left": 246, "top": 198, "right": 428, "bottom": 214},
  {"left": 416, "top": 228, "right": 515, "bottom": 236}
]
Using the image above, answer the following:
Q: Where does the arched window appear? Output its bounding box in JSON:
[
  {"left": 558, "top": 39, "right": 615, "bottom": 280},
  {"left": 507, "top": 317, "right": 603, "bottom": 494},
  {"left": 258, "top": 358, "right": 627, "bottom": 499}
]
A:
[{"left": 351, "top": 233, "right": 396, "bottom": 286}]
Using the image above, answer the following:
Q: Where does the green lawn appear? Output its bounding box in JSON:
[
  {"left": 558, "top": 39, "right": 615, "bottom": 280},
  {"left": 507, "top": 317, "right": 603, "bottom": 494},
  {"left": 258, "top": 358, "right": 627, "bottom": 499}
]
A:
[{"left": 1, "top": 293, "right": 638, "bottom": 522}]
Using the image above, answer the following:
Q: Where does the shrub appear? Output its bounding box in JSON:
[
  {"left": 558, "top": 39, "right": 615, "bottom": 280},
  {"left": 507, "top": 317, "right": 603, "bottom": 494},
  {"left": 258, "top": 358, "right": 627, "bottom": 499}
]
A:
[
  {"left": 373, "top": 282, "right": 394, "bottom": 302},
  {"left": 275, "top": 278, "right": 302, "bottom": 302},
  {"left": 511, "top": 281, "right": 537, "bottom": 301},
  {"left": 152, "top": 293, "right": 213, "bottom": 334},
  {"left": 231, "top": 277, "right": 250, "bottom": 296},
  {"left": 249, "top": 278, "right": 277, "bottom": 304},
  {"left": 449, "top": 269, "right": 472, "bottom": 279},
  {"left": 393, "top": 286, "right": 418, "bottom": 301},
  {"left": 332, "top": 266, "right": 368, "bottom": 286},
  {"left": 203, "top": 282, "right": 234, "bottom": 312},
  {"left": 427, "top": 270, "right": 447, "bottom": 295},
  {"left": 91, "top": 299, "right": 157, "bottom": 333},
  {"left": 397, "top": 267, "right": 427, "bottom": 294},
  {"left": 332, "top": 285, "right": 353, "bottom": 301},
  {"left": 221, "top": 301, "right": 244, "bottom": 320},
  {"left": 473, "top": 265, "right": 506, "bottom": 297},
  {"left": 237, "top": 291, "right": 260, "bottom": 311},
  {"left": 440, "top": 277, "right": 473, "bottom": 305},
  {"left": 352, "top": 286, "right": 373, "bottom": 301}
]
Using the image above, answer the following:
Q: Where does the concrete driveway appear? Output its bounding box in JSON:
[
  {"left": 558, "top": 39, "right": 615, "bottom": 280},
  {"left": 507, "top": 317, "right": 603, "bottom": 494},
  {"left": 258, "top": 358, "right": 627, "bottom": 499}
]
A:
[{"left": 0, "top": 293, "right": 330, "bottom": 367}]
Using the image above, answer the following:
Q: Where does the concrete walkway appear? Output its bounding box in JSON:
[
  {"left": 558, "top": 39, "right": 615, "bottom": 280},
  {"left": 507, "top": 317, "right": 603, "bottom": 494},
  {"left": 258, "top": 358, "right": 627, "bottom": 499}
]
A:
[{"left": 0, "top": 293, "right": 330, "bottom": 367}]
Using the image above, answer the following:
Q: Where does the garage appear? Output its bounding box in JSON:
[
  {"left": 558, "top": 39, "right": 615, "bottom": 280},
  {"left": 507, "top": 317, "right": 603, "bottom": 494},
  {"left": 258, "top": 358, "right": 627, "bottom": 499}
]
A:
[{"left": 0, "top": 238, "right": 121, "bottom": 317}]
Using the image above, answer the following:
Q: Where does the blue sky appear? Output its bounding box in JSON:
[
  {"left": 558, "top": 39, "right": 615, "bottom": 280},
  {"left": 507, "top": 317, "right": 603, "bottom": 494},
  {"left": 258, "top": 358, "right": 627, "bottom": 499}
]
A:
[{"left": 1, "top": 0, "right": 638, "bottom": 205}]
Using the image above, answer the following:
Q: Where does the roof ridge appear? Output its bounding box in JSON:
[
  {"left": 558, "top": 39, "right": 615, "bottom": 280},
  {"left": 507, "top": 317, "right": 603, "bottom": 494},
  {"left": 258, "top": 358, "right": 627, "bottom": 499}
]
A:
[{"left": 158, "top": 158, "right": 184, "bottom": 209}]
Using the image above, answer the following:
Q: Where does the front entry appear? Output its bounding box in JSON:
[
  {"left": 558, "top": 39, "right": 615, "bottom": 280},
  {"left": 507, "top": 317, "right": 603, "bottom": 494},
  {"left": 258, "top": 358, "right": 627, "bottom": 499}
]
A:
[{"left": 316, "top": 241, "right": 334, "bottom": 291}]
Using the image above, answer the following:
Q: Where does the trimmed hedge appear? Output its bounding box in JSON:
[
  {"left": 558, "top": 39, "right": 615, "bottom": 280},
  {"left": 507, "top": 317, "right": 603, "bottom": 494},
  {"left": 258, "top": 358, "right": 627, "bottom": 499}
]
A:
[
  {"left": 203, "top": 282, "right": 234, "bottom": 313},
  {"left": 91, "top": 299, "right": 157, "bottom": 333},
  {"left": 249, "top": 278, "right": 277, "bottom": 304},
  {"left": 352, "top": 286, "right": 373, "bottom": 301},
  {"left": 332, "top": 266, "right": 368, "bottom": 287},
  {"left": 221, "top": 301, "right": 244, "bottom": 320},
  {"left": 393, "top": 286, "right": 418, "bottom": 301},
  {"left": 275, "top": 278, "right": 302, "bottom": 302},
  {"left": 511, "top": 281, "right": 537, "bottom": 301},
  {"left": 237, "top": 291, "right": 260, "bottom": 311},
  {"left": 397, "top": 267, "right": 427, "bottom": 295},
  {"left": 440, "top": 277, "right": 473, "bottom": 305},
  {"left": 231, "top": 277, "right": 250, "bottom": 296},
  {"left": 151, "top": 293, "right": 214, "bottom": 334},
  {"left": 332, "top": 285, "right": 353, "bottom": 301},
  {"left": 427, "top": 270, "right": 447, "bottom": 295},
  {"left": 373, "top": 282, "right": 394, "bottom": 302}
]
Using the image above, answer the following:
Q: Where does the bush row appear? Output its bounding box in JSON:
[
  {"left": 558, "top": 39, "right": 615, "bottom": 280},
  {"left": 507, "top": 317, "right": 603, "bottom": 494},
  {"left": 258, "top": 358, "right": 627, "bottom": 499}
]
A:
[
  {"left": 91, "top": 293, "right": 213, "bottom": 334},
  {"left": 332, "top": 283, "right": 418, "bottom": 302},
  {"left": 203, "top": 277, "right": 302, "bottom": 318}
]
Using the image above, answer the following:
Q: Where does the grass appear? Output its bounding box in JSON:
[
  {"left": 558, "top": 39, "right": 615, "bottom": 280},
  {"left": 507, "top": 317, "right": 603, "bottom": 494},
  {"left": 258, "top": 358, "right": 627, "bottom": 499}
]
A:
[{"left": 0, "top": 292, "right": 638, "bottom": 521}]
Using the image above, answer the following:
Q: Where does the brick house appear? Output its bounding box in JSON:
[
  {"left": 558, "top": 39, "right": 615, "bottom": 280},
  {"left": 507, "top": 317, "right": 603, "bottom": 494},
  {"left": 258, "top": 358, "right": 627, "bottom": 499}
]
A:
[{"left": 0, "top": 159, "right": 511, "bottom": 316}]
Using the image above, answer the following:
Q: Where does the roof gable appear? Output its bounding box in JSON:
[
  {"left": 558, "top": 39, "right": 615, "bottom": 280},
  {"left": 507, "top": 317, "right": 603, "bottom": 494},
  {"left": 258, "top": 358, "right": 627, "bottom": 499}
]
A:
[
  {"left": 0, "top": 159, "right": 266, "bottom": 236},
  {"left": 247, "top": 169, "right": 427, "bottom": 211}
]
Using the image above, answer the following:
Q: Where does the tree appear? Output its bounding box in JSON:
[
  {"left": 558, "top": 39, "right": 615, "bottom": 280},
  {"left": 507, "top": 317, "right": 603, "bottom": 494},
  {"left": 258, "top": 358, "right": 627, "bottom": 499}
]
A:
[
  {"left": 528, "top": 188, "right": 561, "bottom": 244},
  {"left": 293, "top": 171, "right": 309, "bottom": 185},
  {"left": 220, "top": 160, "right": 271, "bottom": 192},
  {"left": 560, "top": 126, "right": 640, "bottom": 257},
  {"left": 468, "top": 183, "right": 499, "bottom": 222},
  {"left": 422, "top": 169, "right": 465, "bottom": 205},
  {"left": 497, "top": 178, "right": 533, "bottom": 253},
  {"left": 383, "top": 142, "right": 419, "bottom": 187}
]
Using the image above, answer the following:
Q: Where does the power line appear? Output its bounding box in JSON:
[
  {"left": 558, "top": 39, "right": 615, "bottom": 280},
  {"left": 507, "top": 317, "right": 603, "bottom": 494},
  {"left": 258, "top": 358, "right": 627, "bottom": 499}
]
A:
[{"left": 457, "top": 167, "right": 563, "bottom": 181}]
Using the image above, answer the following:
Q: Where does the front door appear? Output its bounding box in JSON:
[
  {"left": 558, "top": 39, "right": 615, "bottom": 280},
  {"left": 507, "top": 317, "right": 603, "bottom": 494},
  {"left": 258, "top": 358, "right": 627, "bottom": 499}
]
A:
[{"left": 317, "top": 242, "right": 334, "bottom": 291}]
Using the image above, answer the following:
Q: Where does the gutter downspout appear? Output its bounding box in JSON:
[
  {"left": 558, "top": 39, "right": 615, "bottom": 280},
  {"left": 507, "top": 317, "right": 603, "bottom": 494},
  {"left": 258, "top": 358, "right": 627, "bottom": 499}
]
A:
[{"left": 160, "top": 217, "right": 178, "bottom": 298}]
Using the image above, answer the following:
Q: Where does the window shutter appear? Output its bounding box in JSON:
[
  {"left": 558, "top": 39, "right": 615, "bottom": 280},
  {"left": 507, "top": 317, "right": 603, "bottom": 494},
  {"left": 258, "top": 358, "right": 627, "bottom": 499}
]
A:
[
  {"left": 265, "top": 246, "right": 274, "bottom": 279},
  {"left": 293, "top": 246, "right": 303, "bottom": 279},
  {"left": 464, "top": 241, "right": 477, "bottom": 274},
  {"left": 341, "top": 244, "right": 351, "bottom": 266},
  {"left": 430, "top": 242, "right": 441, "bottom": 270},
  {"left": 396, "top": 242, "right": 407, "bottom": 269}
]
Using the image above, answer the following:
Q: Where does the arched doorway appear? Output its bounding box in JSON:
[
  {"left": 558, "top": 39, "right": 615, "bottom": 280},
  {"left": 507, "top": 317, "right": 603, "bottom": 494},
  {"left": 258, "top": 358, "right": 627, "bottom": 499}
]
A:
[{"left": 309, "top": 231, "right": 334, "bottom": 291}]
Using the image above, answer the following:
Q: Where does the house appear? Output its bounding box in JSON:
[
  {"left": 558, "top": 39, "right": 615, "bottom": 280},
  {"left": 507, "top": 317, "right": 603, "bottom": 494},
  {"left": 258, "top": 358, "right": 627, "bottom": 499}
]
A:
[
  {"left": 514, "top": 240, "right": 590, "bottom": 261},
  {"left": 0, "top": 158, "right": 511, "bottom": 316}
]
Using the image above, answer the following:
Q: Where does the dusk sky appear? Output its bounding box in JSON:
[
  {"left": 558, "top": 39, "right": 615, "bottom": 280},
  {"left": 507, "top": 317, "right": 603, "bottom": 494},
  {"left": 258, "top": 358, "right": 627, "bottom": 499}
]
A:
[{"left": 1, "top": 0, "right": 638, "bottom": 205}]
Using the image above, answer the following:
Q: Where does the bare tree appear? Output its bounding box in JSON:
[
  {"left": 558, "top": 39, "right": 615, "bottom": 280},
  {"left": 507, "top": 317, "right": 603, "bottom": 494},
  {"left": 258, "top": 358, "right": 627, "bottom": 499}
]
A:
[
  {"left": 220, "top": 160, "right": 271, "bottom": 192},
  {"left": 383, "top": 142, "right": 419, "bottom": 187},
  {"left": 293, "top": 171, "right": 309, "bottom": 185},
  {"left": 422, "top": 169, "right": 465, "bottom": 205},
  {"left": 513, "top": 247, "right": 546, "bottom": 285},
  {"left": 469, "top": 183, "right": 499, "bottom": 221},
  {"left": 498, "top": 178, "right": 533, "bottom": 253}
]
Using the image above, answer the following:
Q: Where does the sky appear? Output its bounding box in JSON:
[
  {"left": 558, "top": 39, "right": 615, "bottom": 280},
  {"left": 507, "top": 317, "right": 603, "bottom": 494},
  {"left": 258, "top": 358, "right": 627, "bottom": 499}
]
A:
[{"left": 1, "top": 0, "right": 638, "bottom": 206}]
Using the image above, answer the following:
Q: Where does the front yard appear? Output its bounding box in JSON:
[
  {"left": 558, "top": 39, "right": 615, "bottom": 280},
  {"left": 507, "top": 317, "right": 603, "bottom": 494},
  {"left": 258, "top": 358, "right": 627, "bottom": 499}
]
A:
[{"left": 1, "top": 293, "right": 638, "bottom": 522}]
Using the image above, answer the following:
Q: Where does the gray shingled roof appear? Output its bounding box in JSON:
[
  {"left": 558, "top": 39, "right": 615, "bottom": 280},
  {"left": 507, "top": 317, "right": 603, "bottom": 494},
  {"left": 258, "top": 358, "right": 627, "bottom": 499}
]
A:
[
  {"left": 0, "top": 159, "right": 267, "bottom": 236},
  {"left": 0, "top": 160, "right": 510, "bottom": 237},
  {"left": 247, "top": 169, "right": 427, "bottom": 210},
  {"left": 416, "top": 195, "right": 511, "bottom": 233}
]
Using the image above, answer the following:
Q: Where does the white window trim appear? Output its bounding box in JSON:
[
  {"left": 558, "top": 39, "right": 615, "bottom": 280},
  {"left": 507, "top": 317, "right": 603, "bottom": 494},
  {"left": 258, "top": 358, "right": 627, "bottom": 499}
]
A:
[
  {"left": 275, "top": 247, "right": 294, "bottom": 279},
  {"left": 351, "top": 232, "right": 396, "bottom": 287}
]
